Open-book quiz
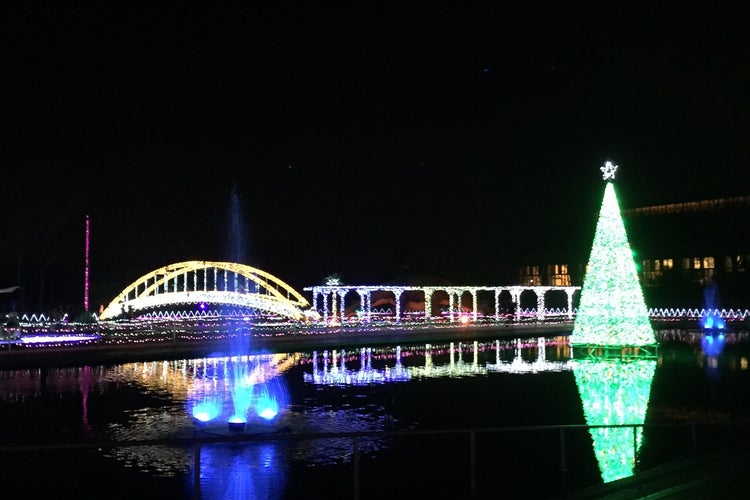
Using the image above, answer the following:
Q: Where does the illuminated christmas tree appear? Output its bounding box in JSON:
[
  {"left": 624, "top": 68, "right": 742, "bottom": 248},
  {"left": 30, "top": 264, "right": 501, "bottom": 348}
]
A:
[{"left": 570, "top": 162, "right": 656, "bottom": 347}]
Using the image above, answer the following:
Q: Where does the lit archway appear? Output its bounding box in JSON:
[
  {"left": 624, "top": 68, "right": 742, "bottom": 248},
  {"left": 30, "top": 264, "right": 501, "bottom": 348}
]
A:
[{"left": 100, "top": 261, "right": 310, "bottom": 321}]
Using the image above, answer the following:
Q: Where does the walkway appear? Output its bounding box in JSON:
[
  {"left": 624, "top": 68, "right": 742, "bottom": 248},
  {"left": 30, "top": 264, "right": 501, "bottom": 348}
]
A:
[{"left": 558, "top": 441, "right": 750, "bottom": 499}]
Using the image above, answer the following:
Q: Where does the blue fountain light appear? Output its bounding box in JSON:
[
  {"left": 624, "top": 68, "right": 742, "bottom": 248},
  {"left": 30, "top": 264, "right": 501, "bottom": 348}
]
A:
[
  {"left": 191, "top": 399, "right": 222, "bottom": 423},
  {"left": 701, "top": 277, "right": 726, "bottom": 331},
  {"left": 229, "top": 359, "right": 254, "bottom": 423},
  {"left": 700, "top": 311, "right": 726, "bottom": 331},
  {"left": 256, "top": 400, "right": 278, "bottom": 420}
]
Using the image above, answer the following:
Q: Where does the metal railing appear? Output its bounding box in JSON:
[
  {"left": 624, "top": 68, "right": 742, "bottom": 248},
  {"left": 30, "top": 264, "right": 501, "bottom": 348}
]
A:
[{"left": 1, "top": 422, "right": 743, "bottom": 499}]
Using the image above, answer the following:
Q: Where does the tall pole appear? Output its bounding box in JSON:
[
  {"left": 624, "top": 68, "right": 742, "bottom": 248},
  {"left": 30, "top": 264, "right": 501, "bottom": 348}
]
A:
[{"left": 84, "top": 214, "right": 90, "bottom": 312}]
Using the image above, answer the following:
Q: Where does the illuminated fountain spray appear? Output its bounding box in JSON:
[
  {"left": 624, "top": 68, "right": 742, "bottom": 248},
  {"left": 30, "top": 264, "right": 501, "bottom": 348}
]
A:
[
  {"left": 569, "top": 161, "right": 658, "bottom": 483},
  {"left": 700, "top": 276, "right": 726, "bottom": 331},
  {"left": 189, "top": 184, "right": 289, "bottom": 432},
  {"left": 189, "top": 354, "right": 290, "bottom": 431},
  {"left": 228, "top": 358, "right": 254, "bottom": 431}
]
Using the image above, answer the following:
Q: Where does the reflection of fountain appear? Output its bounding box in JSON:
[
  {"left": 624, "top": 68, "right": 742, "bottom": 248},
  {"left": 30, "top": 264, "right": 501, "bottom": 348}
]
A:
[
  {"left": 701, "top": 333, "right": 726, "bottom": 358},
  {"left": 701, "top": 331, "right": 726, "bottom": 383},
  {"left": 571, "top": 357, "right": 657, "bottom": 483}
]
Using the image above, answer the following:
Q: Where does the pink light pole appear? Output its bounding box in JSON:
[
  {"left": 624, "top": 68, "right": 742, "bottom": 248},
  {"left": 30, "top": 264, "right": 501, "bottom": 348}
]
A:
[{"left": 84, "top": 214, "right": 90, "bottom": 312}]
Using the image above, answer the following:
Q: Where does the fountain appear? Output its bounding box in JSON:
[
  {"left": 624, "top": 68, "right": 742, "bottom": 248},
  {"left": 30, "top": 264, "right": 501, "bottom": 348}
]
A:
[
  {"left": 188, "top": 184, "right": 290, "bottom": 434},
  {"left": 701, "top": 275, "right": 726, "bottom": 331}
]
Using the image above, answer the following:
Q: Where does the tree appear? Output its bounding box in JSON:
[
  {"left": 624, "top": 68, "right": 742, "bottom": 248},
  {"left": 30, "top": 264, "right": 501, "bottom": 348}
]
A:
[{"left": 570, "top": 166, "right": 656, "bottom": 347}]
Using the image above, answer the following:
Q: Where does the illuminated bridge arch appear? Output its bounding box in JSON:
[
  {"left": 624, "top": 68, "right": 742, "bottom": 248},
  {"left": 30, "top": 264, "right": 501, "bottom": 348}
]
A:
[{"left": 100, "top": 261, "right": 311, "bottom": 321}]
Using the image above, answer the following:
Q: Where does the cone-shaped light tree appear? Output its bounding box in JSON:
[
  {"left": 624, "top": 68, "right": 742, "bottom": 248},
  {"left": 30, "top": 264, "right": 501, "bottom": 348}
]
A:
[{"left": 570, "top": 162, "right": 656, "bottom": 347}]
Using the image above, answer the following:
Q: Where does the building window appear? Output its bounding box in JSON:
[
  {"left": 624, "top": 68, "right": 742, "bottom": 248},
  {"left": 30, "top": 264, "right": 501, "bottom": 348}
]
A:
[
  {"left": 680, "top": 256, "right": 715, "bottom": 283},
  {"left": 725, "top": 255, "right": 747, "bottom": 273},
  {"left": 724, "top": 256, "right": 734, "bottom": 272},
  {"left": 641, "top": 258, "right": 673, "bottom": 285},
  {"left": 520, "top": 266, "right": 541, "bottom": 286},
  {"left": 546, "top": 264, "right": 571, "bottom": 286}
]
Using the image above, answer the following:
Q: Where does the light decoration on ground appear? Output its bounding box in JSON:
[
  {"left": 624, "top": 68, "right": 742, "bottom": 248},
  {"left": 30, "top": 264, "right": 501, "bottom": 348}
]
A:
[
  {"left": 17, "top": 334, "right": 101, "bottom": 344},
  {"left": 570, "top": 162, "right": 656, "bottom": 348},
  {"left": 571, "top": 357, "right": 657, "bottom": 483}
]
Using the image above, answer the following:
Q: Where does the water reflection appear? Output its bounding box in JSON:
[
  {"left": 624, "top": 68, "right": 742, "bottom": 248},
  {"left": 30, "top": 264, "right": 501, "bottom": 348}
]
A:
[
  {"left": 702, "top": 332, "right": 726, "bottom": 358},
  {"left": 570, "top": 356, "right": 657, "bottom": 483},
  {"left": 188, "top": 442, "right": 287, "bottom": 499},
  {"left": 486, "top": 338, "right": 570, "bottom": 373},
  {"left": 3, "top": 332, "right": 750, "bottom": 495}
]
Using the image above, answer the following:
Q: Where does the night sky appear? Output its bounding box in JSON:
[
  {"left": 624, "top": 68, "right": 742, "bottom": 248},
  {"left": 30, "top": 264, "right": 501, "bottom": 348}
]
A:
[{"left": 2, "top": 3, "right": 749, "bottom": 312}]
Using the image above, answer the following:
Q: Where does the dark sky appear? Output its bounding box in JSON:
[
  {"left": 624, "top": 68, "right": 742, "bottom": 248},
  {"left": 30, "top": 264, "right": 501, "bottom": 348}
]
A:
[{"left": 2, "top": 3, "right": 749, "bottom": 310}]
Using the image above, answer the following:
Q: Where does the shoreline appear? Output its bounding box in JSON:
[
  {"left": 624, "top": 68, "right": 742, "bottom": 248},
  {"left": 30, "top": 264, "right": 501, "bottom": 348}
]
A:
[
  {"left": 2, "top": 317, "right": 730, "bottom": 370},
  {"left": 1, "top": 321, "right": 575, "bottom": 369}
]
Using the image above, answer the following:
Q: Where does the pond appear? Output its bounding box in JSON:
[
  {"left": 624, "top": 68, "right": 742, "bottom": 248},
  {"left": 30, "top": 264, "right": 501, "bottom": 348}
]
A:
[{"left": 0, "top": 328, "right": 748, "bottom": 499}]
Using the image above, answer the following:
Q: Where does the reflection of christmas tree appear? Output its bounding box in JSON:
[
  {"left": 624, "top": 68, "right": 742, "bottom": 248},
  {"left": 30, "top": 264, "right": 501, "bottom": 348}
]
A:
[
  {"left": 571, "top": 358, "right": 657, "bottom": 483},
  {"left": 570, "top": 164, "right": 656, "bottom": 347}
]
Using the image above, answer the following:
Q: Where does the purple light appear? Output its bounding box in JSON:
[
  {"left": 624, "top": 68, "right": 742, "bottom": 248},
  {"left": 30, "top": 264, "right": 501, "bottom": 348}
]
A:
[
  {"left": 84, "top": 215, "right": 90, "bottom": 312},
  {"left": 21, "top": 334, "right": 100, "bottom": 344}
]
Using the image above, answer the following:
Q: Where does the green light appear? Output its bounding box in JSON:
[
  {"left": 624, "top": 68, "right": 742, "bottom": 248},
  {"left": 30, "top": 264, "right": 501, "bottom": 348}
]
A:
[
  {"left": 571, "top": 358, "right": 656, "bottom": 483},
  {"left": 570, "top": 181, "right": 656, "bottom": 347}
]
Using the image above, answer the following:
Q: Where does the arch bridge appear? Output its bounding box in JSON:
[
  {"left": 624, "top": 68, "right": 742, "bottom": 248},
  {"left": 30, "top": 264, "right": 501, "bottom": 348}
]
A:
[{"left": 99, "top": 261, "right": 311, "bottom": 321}]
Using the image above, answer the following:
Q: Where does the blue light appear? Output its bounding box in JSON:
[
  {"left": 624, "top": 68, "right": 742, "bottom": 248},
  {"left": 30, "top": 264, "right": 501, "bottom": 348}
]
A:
[
  {"left": 191, "top": 400, "right": 222, "bottom": 423},
  {"left": 701, "top": 333, "right": 726, "bottom": 357},
  {"left": 255, "top": 393, "right": 279, "bottom": 421},
  {"left": 701, "top": 311, "right": 726, "bottom": 331}
]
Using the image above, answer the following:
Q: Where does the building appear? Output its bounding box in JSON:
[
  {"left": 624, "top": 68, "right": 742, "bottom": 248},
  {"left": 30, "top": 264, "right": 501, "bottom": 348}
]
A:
[{"left": 518, "top": 195, "right": 750, "bottom": 309}]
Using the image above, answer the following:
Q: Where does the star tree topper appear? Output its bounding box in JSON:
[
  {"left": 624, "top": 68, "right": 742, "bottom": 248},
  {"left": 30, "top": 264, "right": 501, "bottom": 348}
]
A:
[{"left": 600, "top": 160, "right": 618, "bottom": 181}]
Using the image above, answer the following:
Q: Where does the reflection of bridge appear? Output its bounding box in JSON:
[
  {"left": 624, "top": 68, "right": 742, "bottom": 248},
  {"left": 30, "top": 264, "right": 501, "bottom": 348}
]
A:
[
  {"left": 303, "top": 338, "right": 574, "bottom": 386},
  {"left": 99, "top": 261, "right": 311, "bottom": 321}
]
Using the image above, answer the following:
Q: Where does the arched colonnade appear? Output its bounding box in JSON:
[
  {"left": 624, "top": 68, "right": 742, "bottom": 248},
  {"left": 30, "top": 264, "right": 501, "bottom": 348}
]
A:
[{"left": 303, "top": 285, "right": 581, "bottom": 324}]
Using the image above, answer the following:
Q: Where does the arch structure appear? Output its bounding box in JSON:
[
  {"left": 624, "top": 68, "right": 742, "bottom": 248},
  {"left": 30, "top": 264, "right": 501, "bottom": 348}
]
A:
[
  {"left": 303, "top": 284, "right": 581, "bottom": 325},
  {"left": 100, "top": 261, "right": 311, "bottom": 321}
]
